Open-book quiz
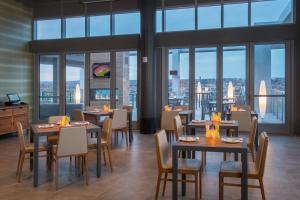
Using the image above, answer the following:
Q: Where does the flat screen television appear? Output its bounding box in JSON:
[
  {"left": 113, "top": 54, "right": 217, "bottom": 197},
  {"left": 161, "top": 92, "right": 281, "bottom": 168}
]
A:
[{"left": 92, "top": 63, "right": 111, "bottom": 78}]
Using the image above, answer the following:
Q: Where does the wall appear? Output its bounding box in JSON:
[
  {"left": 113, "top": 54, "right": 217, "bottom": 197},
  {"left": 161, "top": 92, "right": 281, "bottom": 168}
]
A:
[{"left": 0, "top": 1, "right": 33, "bottom": 113}]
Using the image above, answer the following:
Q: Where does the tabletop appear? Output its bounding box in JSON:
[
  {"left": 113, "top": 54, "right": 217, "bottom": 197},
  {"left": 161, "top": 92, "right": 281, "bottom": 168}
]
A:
[
  {"left": 188, "top": 120, "right": 239, "bottom": 128},
  {"left": 31, "top": 123, "right": 100, "bottom": 135}
]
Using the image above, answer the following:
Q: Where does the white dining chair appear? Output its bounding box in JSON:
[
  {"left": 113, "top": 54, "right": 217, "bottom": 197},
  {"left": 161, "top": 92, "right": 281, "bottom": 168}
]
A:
[
  {"left": 161, "top": 110, "right": 179, "bottom": 143},
  {"left": 112, "top": 109, "right": 128, "bottom": 147},
  {"left": 231, "top": 111, "right": 252, "bottom": 135},
  {"left": 51, "top": 126, "right": 88, "bottom": 190}
]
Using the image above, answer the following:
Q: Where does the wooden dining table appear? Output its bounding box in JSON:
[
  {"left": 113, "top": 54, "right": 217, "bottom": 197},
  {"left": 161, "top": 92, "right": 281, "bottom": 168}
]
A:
[
  {"left": 172, "top": 137, "right": 248, "bottom": 200},
  {"left": 83, "top": 110, "right": 133, "bottom": 143},
  {"left": 30, "top": 123, "right": 101, "bottom": 187}
]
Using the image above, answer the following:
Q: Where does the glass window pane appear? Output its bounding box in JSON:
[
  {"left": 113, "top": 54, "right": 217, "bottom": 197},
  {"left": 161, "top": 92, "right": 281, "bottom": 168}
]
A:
[
  {"left": 39, "top": 55, "right": 60, "bottom": 120},
  {"left": 222, "top": 46, "right": 246, "bottom": 113},
  {"left": 156, "top": 10, "right": 162, "bottom": 33},
  {"left": 90, "top": 52, "right": 111, "bottom": 108},
  {"left": 166, "top": 7, "right": 195, "bottom": 32},
  {"left": 224, "top": 3, "right": 248, "bottom": 28},
  {"left": 198, "top": 5, "right": 221, "bottom": 30},
  {"left": 89, "top": 15, "right": 110, "bottom": 36},
  {"left": 65, "top": 54, "right": 85, "bottom": 119},
  {"left": 36, "top": 19, "right": 61, "bottom": 40},
  {"left": 195, "top": 47, "right": 217, "bottom": 120},
  {"left": 254, "top": 44, "right": 285, "bottom": 124},
  {"left": 65, "top": 17, "right": 85, "bottom": 38},
  {"left": 251, "top": 0, "right": 293, "bottom": 26},
  {"left": 114, "top": 12, "right": 140, "bottom": 35},
  {"left": 168, "top": 48, "right": 189, "bottom": 107},
  {"left": 116, "top": 51, "right": 138, "bottom": 121}
]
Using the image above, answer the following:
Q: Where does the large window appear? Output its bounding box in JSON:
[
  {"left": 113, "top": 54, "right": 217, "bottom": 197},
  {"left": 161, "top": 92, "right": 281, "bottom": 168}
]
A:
[
  {"left": 165, "top": 7, "right": 195, "bottom": 32},
  {"left": 65, "top": 54, "right": 85, "bottom": 119},
  {"left": 65, "top": 17, "right": 85, "bottom": 38},
  {"left": 89, "top": 15, "right": 110, "bottom": 36},
  {"left": 36, "top": 19, "right": 61, "bottom": 40},
  {"left": 113, "top": 12, "right": 140, "bottom": 35},
  {"left": 39, "top": 55, "right": 60, "bottom": 120},
  {"left": 168, "top": 48, "right": 190, "bottom": 107},
  {"left": 222, "top": 46, "right": 247, "bottom": 113},
  {"left": 198, "top": 5, "right": 221, "bottom": 30},
  {"left": 156, "top": 10, "right": 162, "bottom": 32},
  {"left": 223, "top": 2, "right": 249, "bottom": 28},
  {"left": 195, "top": 47, "right": 217, "bottom": 120},
  {"left": 251, "top": 0, "right": 293, "bottom": 26},
  {"left": 253, "top": 44, "right": 286, "bottom": 124}
]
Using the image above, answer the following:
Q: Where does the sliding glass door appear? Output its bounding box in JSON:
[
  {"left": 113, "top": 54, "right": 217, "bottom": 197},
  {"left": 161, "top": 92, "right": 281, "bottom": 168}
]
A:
[
  {"left": 195, "top": 47, "right": 217, "bottom": 120},
  {"left": 168, "top": 48, "right": 190, "bottom": 107},
  {"left": 39, "top": 55, "right": 61, "bottom": 120},
  {"left": 65, "top": 54, "right": 85, "bottom": 119}
]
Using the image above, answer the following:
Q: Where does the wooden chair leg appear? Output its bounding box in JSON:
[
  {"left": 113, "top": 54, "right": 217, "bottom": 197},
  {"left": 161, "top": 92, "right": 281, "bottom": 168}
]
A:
[
  {"left": 107, "top": 146, "right": 113, "bottom": 172},
  {"left": 162, "top": 172, "right": 168, "bottom": 196},
  {"left": 16, "top": 151, "right": 21, "bottom": 176},
  {"left": 102, "top": 146, "right": 107, "bottom": 166},
  {"left": 259, "top": 178, "right": 266, "bottom": 200},
  {"left": 250, "top": 149, "right": 255, "bottom": 162},
  {"left": 55, "top": 159, "right": 59, "bottom": 190},
  {"left": 84, "top": 155, "right": 89, "bottom": 186},
  {"left": 155, "top": 172, "right": 162, "bottom": 200},
  {"left": 219, "top": 175, "right": 223, "bottom": 200},
  {"left": 195, "top": 173, "right": 198, "bottom": 200},
  {"left": 17, "top": 152, "right": 25, "bottom": 183}
]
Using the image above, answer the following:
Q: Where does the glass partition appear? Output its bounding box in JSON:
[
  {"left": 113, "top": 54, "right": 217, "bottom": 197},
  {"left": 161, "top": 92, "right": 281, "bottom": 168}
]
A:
[
  {"left": 39, "top": 55, "right": 60, "bottom": 120},
  {"left": 65, "top": 54, "right": 85, "bottom": 119},
  {"left": 168, "top": 48, "right": 190, "bottom": 107}
]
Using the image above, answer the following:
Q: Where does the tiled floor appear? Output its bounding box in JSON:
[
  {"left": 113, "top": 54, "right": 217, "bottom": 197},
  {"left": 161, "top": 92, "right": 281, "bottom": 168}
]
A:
[{"left": 0, "top": 132, "right": 300, "bottom": 200}]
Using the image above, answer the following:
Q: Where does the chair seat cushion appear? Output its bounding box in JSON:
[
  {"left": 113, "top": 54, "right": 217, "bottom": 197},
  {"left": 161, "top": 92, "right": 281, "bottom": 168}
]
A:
[
  {"left": 219, "top": 161, "right": 258, "bottom": 178},
  {"left": 164, "top": 158, "right": 202, "bottom": 174}
]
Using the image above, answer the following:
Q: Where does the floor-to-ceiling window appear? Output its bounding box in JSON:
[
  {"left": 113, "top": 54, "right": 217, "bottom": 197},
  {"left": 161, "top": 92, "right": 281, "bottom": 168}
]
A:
[
  {"left": 222, "top": 45, "right": 247, "bottom": 114},
  {"left": 195, "top": 47, "right": 218, "bottom": 119},
  {"left": 39, "top": 55, "right": 60, "bottom": 120},
  {"left": 168, "top": 48, "right": 190, "bottom": 107},
  {"left": 253, "top": 43, "right": 286, "bottom": 124},
  {"left": 116, "top": 51, "right": 138, "bottom": 120},
  {"left": 65, "top": 54, "right": 85, "bottom": 119}
]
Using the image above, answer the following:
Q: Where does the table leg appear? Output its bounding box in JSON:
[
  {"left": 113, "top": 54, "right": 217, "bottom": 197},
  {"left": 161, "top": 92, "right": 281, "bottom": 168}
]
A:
[
  {"left": 172, "top": 147, "right": 178, "bottom": 200},
  {"left": 241, "top": 149, "right": 248, "bottom": 200},
  {"left": 30, "top": 127, "right": 33, "bottom": 171},
  {"left": 97, "top": 129, "right": 101, "bottom": 177},
  {"left": 33, "top": 134, "right": 39, "bottom": 187},
  {"left": 129, "top": 113, "right": 133, "bottom": 143},
  {"left": 234, "top": 127, "right": 239, "bottom": 160}
]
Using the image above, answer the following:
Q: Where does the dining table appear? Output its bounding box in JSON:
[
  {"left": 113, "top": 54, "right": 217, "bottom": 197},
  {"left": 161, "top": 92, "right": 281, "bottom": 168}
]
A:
[
  {"left": 30, "top": 123, "right": 101, "bottom": 187},
  {"left": 172, "top": 137, "right": 248, "bottom": 200},
  {"left": 83, "top": 110, "right": 133, "bottom": 143},
  {"left": 178, "top": 109, "right": 193, "bottom": 126}
]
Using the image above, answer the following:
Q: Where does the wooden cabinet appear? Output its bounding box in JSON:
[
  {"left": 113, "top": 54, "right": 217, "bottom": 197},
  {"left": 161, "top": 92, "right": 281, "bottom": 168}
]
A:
[{"left": 0, "top": 105, "right": 29, "bottom": 135}]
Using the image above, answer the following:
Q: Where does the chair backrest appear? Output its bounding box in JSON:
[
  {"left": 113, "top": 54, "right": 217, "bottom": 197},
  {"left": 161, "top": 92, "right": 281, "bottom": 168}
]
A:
[
  {"left": 248, "top": 117, "right": 258, "bottom": 149},
  {"left": 85, "top": 106, "right": 99, "bottom": 111},
  {"left": 237, "top": 105, "right": 251, "bottom": 111},
  {"left": 231, "top": 111, "right": 252, "bottom": 132},
  {"left": 73, "top": 109, "right": 85, "bottom": 121},
  {"left": 112, "top": 109, "right": 127, "bottom": 129},
  {"left": 173, "top": 115, "right": 184, "bottom": 140},
  {"left": 161, "top": 110, "right": 179, "bottom": 131},
  {"left": 16, "top": 122, "right": 26, "bottom": 151},
  {"left": 122, "top": 105, "right": 132, "bottom": 112},
  {"left": 155, "top": 130, "right": 169, "bottom": 170},
  {"left": 174, "top": 105, "right": 189, "bottom": 111},
  {"left": 57, "top": 126, "right": 87, "bottom": 157},
  {"left": 255, "top": 132, "right": 269, "bottom": 178},
  {"left": 48, "top": 116, "right": 65, "bottom": 124},
  {"left": 102, "top": 118, "right": 112, "bottom": 145}
]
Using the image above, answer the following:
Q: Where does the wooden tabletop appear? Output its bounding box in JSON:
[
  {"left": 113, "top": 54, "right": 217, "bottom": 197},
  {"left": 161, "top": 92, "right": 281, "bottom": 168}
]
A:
[
  {"left": 31, "top": 123, "right": 100, "bottom": 135},
  {"left": 174, "top": 137, "right": 247, "bottom": 150},
  {"left": 188, "top": 120, "right": 239, "bottom": 128},
  {"left": 178, "top": 110, "right": 193, "bottom": 115}
]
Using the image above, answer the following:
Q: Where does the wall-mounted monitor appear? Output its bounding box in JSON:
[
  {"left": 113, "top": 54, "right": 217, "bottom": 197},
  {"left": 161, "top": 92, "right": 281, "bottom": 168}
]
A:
[{"left": 92, "top": 63, "right": 111, "bottom": 78}]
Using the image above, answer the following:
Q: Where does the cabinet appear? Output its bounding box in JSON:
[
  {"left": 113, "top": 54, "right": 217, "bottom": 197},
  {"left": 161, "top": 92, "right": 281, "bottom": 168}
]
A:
[{"left": 0, "top": 105, "right": 29, "bottom": 135}]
